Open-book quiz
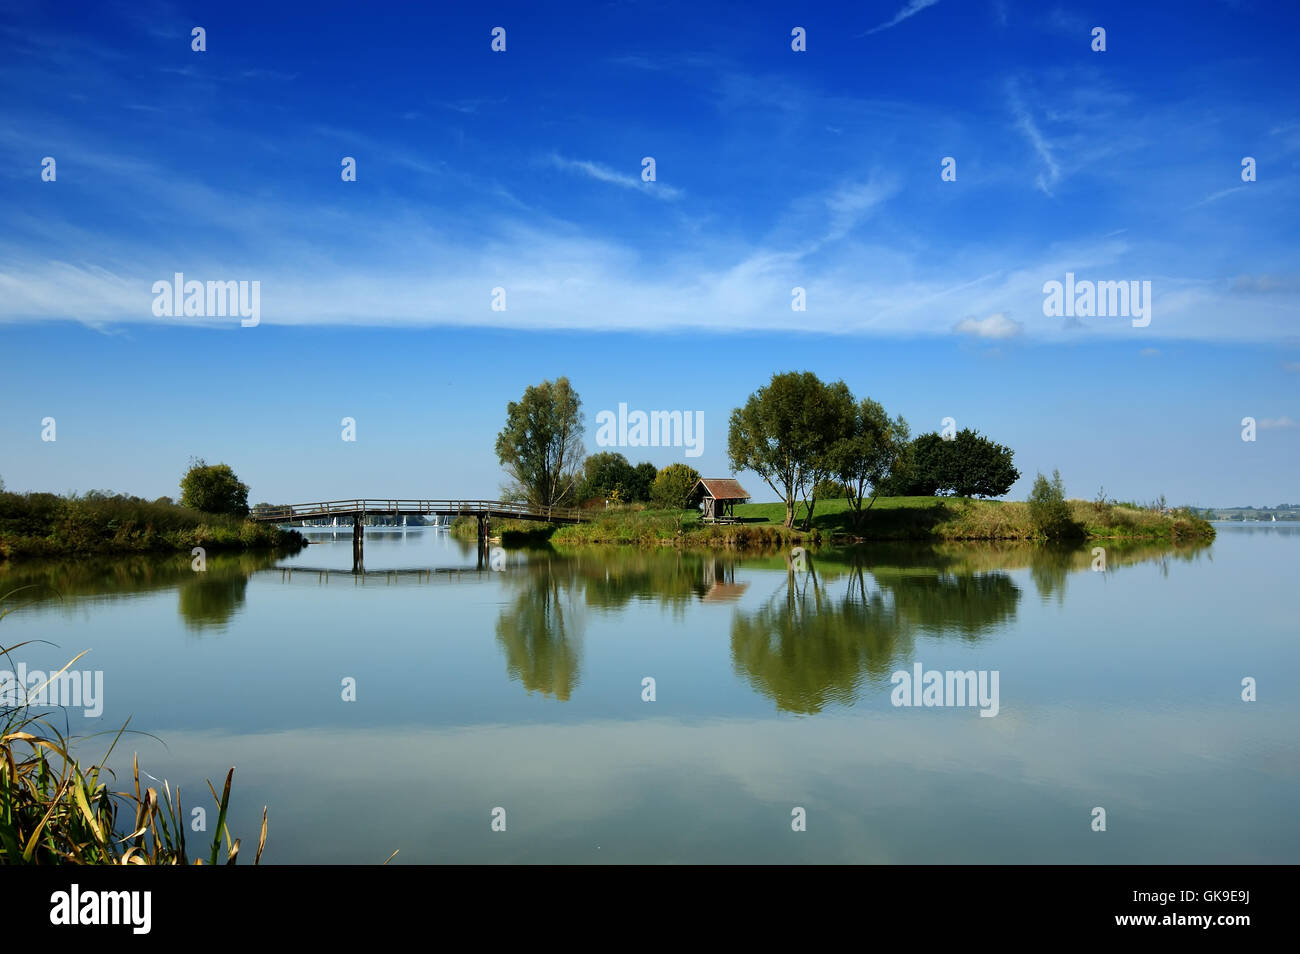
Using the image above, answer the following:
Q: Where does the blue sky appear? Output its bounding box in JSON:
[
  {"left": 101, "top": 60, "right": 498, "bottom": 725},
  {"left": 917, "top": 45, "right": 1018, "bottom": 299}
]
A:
[{"left": 1, "top": 0, "right": 1297, "bottom": 505}]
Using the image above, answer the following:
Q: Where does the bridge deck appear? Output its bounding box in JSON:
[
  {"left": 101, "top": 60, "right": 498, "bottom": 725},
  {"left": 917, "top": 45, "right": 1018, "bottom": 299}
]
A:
[{"left": 251, "top": 499, "right": 585, "bottom": 524}]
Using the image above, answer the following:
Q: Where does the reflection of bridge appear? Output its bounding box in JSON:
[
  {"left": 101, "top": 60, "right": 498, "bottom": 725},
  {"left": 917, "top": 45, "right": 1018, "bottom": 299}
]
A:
[
  {"left": 252, "top": 499, "right": 583, "bottom": 574},
  {"left": 266, "top": 566, "right": 498, "bottom": 585},
  {"left": 252, "top": 498, "right": 583, "bottom": 544}
]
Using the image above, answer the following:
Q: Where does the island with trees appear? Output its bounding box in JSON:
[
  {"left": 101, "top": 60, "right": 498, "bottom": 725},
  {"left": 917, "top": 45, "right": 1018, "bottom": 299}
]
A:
[{"left": 465, "top": 372, "right": 1215, "bottom": 549}]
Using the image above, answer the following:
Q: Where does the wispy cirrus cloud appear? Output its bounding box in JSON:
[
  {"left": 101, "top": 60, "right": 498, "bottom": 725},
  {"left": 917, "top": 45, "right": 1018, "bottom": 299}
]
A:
[
  {"left": 1232, "top": 274, "right": 1299, "bottom": 293},
  {"left": 1189, "top": 185, "right": 1247, "bottom": 209},
  {"left": 548, "top": 154, "right": 683, "bottom": 200},
  {"left": 823, "top": 176, "right": 897, "bottom": 243},
  {"left": 861, "top": 0, "right": 943, "bottom": 36},
  {"left": 1007, "top": 81, "right": 1061, "bottom": 196},
  {"left": 1258, "top": 417, "right": 1297, "bottom": 430}
]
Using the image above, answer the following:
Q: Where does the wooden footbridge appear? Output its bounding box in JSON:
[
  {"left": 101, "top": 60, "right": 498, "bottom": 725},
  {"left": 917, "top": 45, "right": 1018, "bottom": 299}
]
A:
[{"left": 250, "top": 498, "right": 585, "bottom": 545}]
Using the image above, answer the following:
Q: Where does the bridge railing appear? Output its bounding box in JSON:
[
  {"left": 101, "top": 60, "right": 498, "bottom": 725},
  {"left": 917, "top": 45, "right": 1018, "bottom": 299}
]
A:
[{"left": 251, "top": 499, "right": 586, "bottom": 523}]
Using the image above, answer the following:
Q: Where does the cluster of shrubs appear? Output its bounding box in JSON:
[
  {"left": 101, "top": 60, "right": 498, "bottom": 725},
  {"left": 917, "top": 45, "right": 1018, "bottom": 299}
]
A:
[
  {"left": 0, "top": 489, "right": 302, "bottom": 558},
  {"left": 575, "top": 454, "right": 703, "bottom": 511}
]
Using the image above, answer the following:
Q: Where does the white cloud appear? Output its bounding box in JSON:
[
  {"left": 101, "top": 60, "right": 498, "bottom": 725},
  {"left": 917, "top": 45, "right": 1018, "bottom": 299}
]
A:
[
  {"left": 953, "top": 313, "right": 1024, "bottom": 339},
  {"left": 1008, "top": 87, "right": 1061, "bottom": 196},
  {"left": 1258, "top": 417, "right": 1297, "bottom": 430},
  {"left": 862, "top": 0, "right": 943, "bottom": 35},
  {"left": 823, "top": 177, "right": 897, "bottom": 242},
  {"left": 549, "top": 154, "right": 683, "bottom": 200},
  {"left": 1189, "top": 185, "right": 1247, "bottom": 209}
]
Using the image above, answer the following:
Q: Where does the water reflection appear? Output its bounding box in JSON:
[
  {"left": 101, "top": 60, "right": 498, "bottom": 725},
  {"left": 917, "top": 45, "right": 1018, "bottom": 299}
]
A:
[
  {"left": 0, "top": 551, "right": 278, "bottom": 633},
  {"left": 729, "top": 552, "right": 1020, "bottom": 713},
  {"left": 495, "top": 555, "right": 586, "bottom": 701},
  {"left": 0, "top": 538, "right": 1214, "bottom": 706}
]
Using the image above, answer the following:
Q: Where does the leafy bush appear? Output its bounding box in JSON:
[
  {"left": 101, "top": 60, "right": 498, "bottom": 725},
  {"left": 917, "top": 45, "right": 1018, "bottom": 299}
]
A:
[
  {"left": 0, "top": 491, "right": 303, "bottom": 558},
  {"left": 650, "top": 463, "right": 702, "bottom": 511},
  {"left": 577, "top": 452, "right": 657, "bottom": 503},
  {"left": 1027, "top": 470, "right": 1080, "bottom": 539},
  {"left": 179, "top": 459, "right": 250, "bottom": 517}
]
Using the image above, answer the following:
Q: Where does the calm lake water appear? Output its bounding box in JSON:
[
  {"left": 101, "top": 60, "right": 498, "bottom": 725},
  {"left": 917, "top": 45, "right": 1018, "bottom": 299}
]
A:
[{"left": 2, "top": 523, "right": 1296, "bottom": 863}]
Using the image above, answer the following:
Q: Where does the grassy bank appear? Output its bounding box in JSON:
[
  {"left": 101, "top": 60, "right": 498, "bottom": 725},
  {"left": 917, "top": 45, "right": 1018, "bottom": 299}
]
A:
[
  {"left": 0, "top": 491, "right": 306, "bottom": 560},
  {"left": 462, "top": 496, "right": 1215, "bottom": 549}
]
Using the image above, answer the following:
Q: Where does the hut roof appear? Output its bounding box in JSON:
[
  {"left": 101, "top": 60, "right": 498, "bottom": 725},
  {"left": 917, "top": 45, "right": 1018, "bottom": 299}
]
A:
[
  {"left": 702, "top": 582, "right": 751, "bottom": 603},
  {"left": 693, "top": 478, "right": 751, "bottom": 501}
]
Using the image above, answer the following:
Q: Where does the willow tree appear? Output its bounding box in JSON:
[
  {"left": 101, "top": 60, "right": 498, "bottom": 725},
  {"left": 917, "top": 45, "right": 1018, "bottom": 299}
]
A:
[{"left": 494, "top": 377, "right": 585, "bottom": 514}]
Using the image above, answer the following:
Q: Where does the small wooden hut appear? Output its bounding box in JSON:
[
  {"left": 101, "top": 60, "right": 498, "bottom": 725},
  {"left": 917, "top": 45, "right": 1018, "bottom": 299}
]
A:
[{"left": 691, "top": 478, "right": 751, "bottom": 524}]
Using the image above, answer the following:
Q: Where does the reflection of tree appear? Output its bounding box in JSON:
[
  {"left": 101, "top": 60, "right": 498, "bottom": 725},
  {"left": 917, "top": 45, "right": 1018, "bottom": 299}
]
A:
[
  {"left": 731, "top": 563, "right": 901, "bottom": 713},
  {"left": 551, "top": 549, "right": 741, "bottom": 614},
  {"left": 495, "top": 560, "right": 584, "bottom": 700},
  {"left": 0, "top": 551, "right": 273, "bottom": 633},
  {"left": 877, "top": 569, "right": 1020, "bottom": 637},
  {"left": 493, "top": 551, "right": 748, "bottom": 699},
  {"left": 1017, "top": 539, "right": 1212, "bottom": 601},
  {"left": 177, "top": 571, "right": 251, "bottom": 631},
  {"left": 487, "top": 539, "right": 1206, "bottom": 707},
  {"left": 730, "top": 554, "right": 1021, "bottom": 714},
  {"left": 1027, "top": 545, "right": 1075, "bottom": 604}
]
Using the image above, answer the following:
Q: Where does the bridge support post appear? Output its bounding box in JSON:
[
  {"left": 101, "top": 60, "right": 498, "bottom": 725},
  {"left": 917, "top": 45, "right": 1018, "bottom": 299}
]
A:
[{"left": 352, "top": 515, "right": 364, "bottom": 574}]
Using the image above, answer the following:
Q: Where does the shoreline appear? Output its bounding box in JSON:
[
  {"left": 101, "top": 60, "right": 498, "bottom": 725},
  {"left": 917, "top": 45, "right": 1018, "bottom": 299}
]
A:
[
  {"left": 454, "top": 497, "right": 1217, "bottom": 551},
  {"left": 0, "top": 490, "right": 307, "bottom": 561}
]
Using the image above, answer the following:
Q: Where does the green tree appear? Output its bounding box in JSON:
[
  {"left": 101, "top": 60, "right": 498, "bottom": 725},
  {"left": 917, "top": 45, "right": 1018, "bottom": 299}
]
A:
[
  {"left": 629, "top": 461, "right": 658, "bottom": 503},
  {"left": 179, "top": 459, "right": 250, "bottom": 517},
  {"left": 1027, "top": 469, "right": 1080, "bottom": 539},
  {"left": 812, "top": 478, "right": 848, "bottom": 499},
  {"left": 727, "top": 371, "right": 853, "bottom": 529},
  {"left": 907, "top": 433, "right": 949, "bottom": 495},
  {"left": 947, "top": 429, "right": 1020, "bottom": 497},
  {"left": 579, "top": 452, "right": 637, "bottom": 503},
  {"left": 831, "top": 399, "right": 911, "bottom": 528},
  {"left": 494, "top": 377, "right": 585, "bottom": 513},
  {"left": 796, "top": 379, "right": 856, "bottom": 530},
  {"left": 882, "top": 429, "right": 1019, "bottom": 498},
  {"left": 650, "top": 463, "right": 702, "bottom": 511}
]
